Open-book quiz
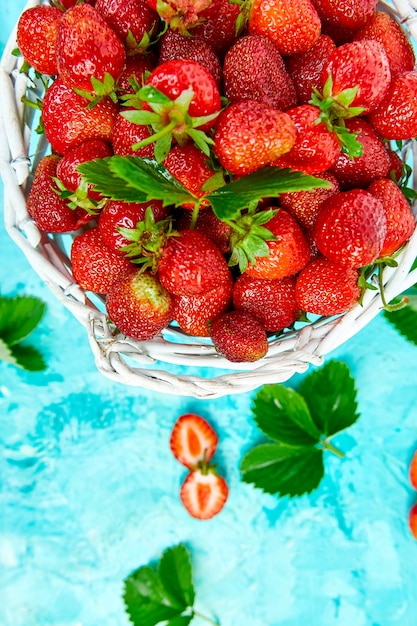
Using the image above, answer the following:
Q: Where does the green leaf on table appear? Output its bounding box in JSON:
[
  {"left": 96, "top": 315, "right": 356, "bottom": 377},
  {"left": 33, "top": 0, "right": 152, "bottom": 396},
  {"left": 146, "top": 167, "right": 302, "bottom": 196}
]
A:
[
  {"left": 0, "top": 296, "right": 47, "bottom": 371},
  {"left": 240, "top": 360, "right": 360, "bottom": 497},
  {"left": 123, "top": 544, "right": 215, "bottom": 626},
  {"left": 383, "top": 291, "right": 417, "bottom": 346}
]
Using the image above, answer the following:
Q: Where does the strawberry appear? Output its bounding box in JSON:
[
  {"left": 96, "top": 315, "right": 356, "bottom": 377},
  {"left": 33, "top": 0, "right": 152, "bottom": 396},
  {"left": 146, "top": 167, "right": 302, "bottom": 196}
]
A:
[
  {"left": 312, "top": 189, "right": 387, "bottom": 268},
  {"left": 157, "top": 229, "right": 232, "bottom": 296},
  {"left": 249, "top": 0, "right": 321, "bottom": 56},
  {"left": 244, "top": 209, "right": 311, "bottom": 280},
  {"left": 176, "top": 208, "right": 232, "bottom": 255},
  {"left": 163, "top": 143, "right": 215, "bottom": 208},
  {"left": 42, "top": 78, "right": 119, "bottom": 155},
  {"left": 170, "top": 413, "right": 218, "bottom": 468},
  {"left": 285, "top": 34, "right": 336, "bottom": 105},
  {"left": 116, "top": 54, "right": 158, "bottom": 96},
  {"left": 272, "top": 104, "right": 342, "bottom": 175},
  {"left": 71, "top": 227, "right": 134, "bottom": 293},
  {"left": 329, "top": 118, "right": 391, "bottom": 190},
  {"left": 295, "top": 257, "right": 361, "bottom": 316},
  {"left": 410, "top": 450, "right": 417, "bottom": 491},
  {"left": 145, "top": 0, "right": 212, "bottom": 35},
  {"left": 209, "top": 310, "right": 268, "bottom": 363},
  {"left": 353, "top": 11, "right": 416, "bottom": 77},
  {"left": 17, "top": 5, "right": 62, "bottom": 76},
  {"left": 367, "top": 178, "right": 416, "bottom": 258},
  {"left": 98, "top": 199, "right": 168, "bottom": 253},
  {"left": 279, "top": 171, "right": 340, "bottom": 231},
  {"left": 368, "top": 71, "right": 417, "bottom": 140},
  {"left": 95, "top": 0, "right": 159, "bottom": 54},
  {"left": 190, "top": 0, "right": 242, "bottom": 58},
  {"left": 409, "top": 502, "right": 417, "bottom": 540},
  {"left": 223, "top": 34, "right": 297, "bottom": 112},
  {"left": 180, "top": 468, "right": 228, "bottom": 520},
  {"left": 106, "top": 269, "right": 174, "bottom": 340},
  {"left": 213, "top": 101, "right": 297, "bottom": 177},
  {"left": 111, "top": 109, "right": 155, "bottom": 158},
  {"left": 172, "top": 277, "right": 233, "bottom": 337},
  {"left": 318, "top": 40, "right": 391, "bottom": 115},
  {"left": 233, "top": 274, "right": 299, "bottom": 333},
  {"left": 159, "top": 29, "right": 222, "bottom": 86},
  {"left": 56, "top": 4, "right": 126, "bottom": 96},
  {"left": 27, "top": 155, "right": 91, "bottom": 233},
  {"left": 311, "top": 0, "right": 378, "bottom": 30},
  {"left": 56, "top": 139, "right": 113, "bottom": 205}
]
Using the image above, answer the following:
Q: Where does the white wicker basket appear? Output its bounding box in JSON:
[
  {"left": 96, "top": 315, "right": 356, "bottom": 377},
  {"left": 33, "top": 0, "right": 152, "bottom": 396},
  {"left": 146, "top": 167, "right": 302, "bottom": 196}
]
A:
[{"left": 1, "top": 0, "right": 417, "bottom": 398}]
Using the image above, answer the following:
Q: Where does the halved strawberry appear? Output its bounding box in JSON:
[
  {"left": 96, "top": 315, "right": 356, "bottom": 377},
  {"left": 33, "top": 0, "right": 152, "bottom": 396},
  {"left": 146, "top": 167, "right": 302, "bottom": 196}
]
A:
[
  {"left": 410, "top": 450, "right": 417, "bottom": 491},
  {"left": 170, "top": 413, "right": 218, "bottom": 468},
  {"left": 180, "top": 468, "right": 228, "bottom": 520}
]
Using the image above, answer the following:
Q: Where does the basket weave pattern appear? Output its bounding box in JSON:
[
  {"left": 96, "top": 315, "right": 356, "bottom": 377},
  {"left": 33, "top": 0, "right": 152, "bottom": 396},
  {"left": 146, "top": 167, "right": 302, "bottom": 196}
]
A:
[{"left": 1, "top": 0, "right": 417, "bottom": 398}]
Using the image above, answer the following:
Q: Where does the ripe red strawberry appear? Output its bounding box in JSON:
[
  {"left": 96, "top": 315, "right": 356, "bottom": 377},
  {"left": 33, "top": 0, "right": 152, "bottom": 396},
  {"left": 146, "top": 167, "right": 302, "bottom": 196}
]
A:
[
  {"left": 368, "top": 71, "right": 417, "bottom": 140},
  {"left": 17, "top": 5, "right": 62, "bottom": 76},
  {"left": 311, "top": 0, "right": 378, "bottom": 30},
  {"left": 56, "top": 4, "right": 126, "bottom": 95},
  {"left": 42, "top": 78, "right": 119, "bottom": 155},
  {"left": 145, "top": 0, "right": 212, "bottom": 35},
  {"left": 244, "top": 209, "right": 311, "bottom": 280},
  {"left": 116, "top": 54, "right": 158, "bottom": 96},
  {"left": 71, "top": 227, "right": 134, "bottom": 293},
  {"left": 159, "top": 29, "right": 222, "bottom": 86},
  {"left": 209, "top": 310, "right": 268, "bottom": 362},
  {"left": 180, "top": 469, "right": 228, "bottom": 520},
  {"left": 353, "top": 11, "right": 416, "bottom": 77},
  {"left": 170, "top": 413, "right": 218, "bottom": 469},
  {"left": 56, "top": 139, "right": 113, "bottom": 203},
  {"left": 172, "top": 277, "right": 233, "bottom": 337},
  {"left": 279, "top": 171, "right": 340, "bottom": 231},
  {"left": 312, "top": 189, "right": 387, "bottom": 268},
  {"left": 409, "top": 502, "right": 417, "bottom": 540},
  {"left": 95, "top": 0, "right": 159, "bottom": 54},
  {"left": 223, "top": 35, "right": 297, "bottom": 111},
  {"left": 176, "top": 208, "right": 232, "bottom": 255},
  {"left": 319, "top": 40, "right": 391, "bottom": 115},
  {"left": 60, "top": 0, "right": 96, "bottom": 7},
  {"left": 214, "top": 101, "right": 297, "bottom": 176},
  {"left": 329, "top": 118, "right": 391, "bottom": 190},
  {"left": 163, "top": 143, "right": 215, "bottom": 208},
  {"left": 367, "top": 178, "right": 416, "bottom": 257},
  {"left": 27, "top": 155, "right": 91, "bottom": 233},
  {"left": 295, "top": 257, "right": 361, "bottom": 316},
  {"left": 410, "top": 450, "right": 417, "bottom": 491},
  {"left": 98, "top": 200, "right": 168, "bottom": 253},
  {"left": 111, "top": 110, "right": 155, "bottom": 158},
  {"left": 190, "top": 0, "right": 242, "bottom": 58},
  {"left": 272, "top": 104, "right": 341, "bottom": 175},
  {"left": 233, "top": 274, "right": 299, "bottom": 333},
  {"left": 249, "top": 0, "right": 321, "bottom": 56},
  {"left": 157, "top": 229, "right": 232, "bottom": 296},
  {"left": 106, "top": 269, "right": 174, "bottom": 340}
]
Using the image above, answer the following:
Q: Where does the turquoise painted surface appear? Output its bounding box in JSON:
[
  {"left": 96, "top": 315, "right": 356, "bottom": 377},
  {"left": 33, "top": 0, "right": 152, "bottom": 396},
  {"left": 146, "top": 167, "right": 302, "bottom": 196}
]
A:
[{"left": 1, "top": 3, "right": 417, "bottom": 625}]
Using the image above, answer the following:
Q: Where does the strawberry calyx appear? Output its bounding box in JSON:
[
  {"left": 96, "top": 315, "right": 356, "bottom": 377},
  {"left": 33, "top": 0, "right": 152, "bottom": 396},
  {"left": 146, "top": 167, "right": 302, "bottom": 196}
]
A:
[
  {"left": 73, "top": 72, "right": 119, "bottom": 106},
  {"left": 121, "top": 84, "right": 219, "bottom": 162},
  {"left": 310, "top": 74, "right": 364, "bottom": 159},
  {"left": 117, "top": 205, "right": 178, "bottom": 271},
  {"left": 52, "top": 176, "right": 106, "bottom": 215},
  {"left": 153, "top": 0, "right": 213, "bottom": 35},
  {"left": 226, "top": 204, "right": 278, "bottom": 273},
  {"left": 358, "top": 252, "right": 410, "bottom": 312}
]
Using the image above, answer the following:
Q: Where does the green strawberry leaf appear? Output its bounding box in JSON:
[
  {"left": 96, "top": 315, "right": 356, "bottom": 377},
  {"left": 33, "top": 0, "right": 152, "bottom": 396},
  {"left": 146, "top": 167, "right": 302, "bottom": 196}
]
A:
[
  {"left": 0, "top": 295, "right": 46, "bottom": 345},
  {"left": 240, "top": 443, "right": 324, "bottom": 496},
  {"left": 207, "top": 167, "right": 332, "bottom": 220},
  {"left": 123, "top": 544, "right": 216, "bottom": 626},
  {"left": 78, "top": 158, "right": 149, "bottom": 203},
  {"left": 384, "top": 291, "right": 417, "bottom": 346},
  {"left": 240, "top": 361, "right": 360, "bottom": 497},
  {"left": 7, "top": 344, "right": 46, "bottom": 372},
  {"left": 252, "top": 384, "right": 321, "bottom": 446},
  {"left": 298, "top": 360, "right": 360, "bottom": 437}
]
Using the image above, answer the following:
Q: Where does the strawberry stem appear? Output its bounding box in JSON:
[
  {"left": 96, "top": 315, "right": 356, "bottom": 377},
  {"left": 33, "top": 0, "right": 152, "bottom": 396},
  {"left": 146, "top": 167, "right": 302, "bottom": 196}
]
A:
[
  {"left": 132, "top": 117, "right": 178, "bottom": 150},
  {"left": 321, "top": 438, "right": 344, "bottom": 458},
  {"left": 193, "top": 610, "right": 221, "bottom": 625}
]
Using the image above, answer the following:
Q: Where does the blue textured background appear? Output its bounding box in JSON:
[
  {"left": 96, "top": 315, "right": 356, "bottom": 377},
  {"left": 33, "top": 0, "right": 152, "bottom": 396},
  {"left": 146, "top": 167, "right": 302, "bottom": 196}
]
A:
[{"left": 1, "top": 3, "right": 417, "bottom": 625}]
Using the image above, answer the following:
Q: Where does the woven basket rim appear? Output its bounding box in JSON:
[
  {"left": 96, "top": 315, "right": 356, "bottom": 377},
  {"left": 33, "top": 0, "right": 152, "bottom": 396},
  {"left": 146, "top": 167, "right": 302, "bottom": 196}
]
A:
[{"left": 1, "top": 0, "right": 417, "bottom": 398}]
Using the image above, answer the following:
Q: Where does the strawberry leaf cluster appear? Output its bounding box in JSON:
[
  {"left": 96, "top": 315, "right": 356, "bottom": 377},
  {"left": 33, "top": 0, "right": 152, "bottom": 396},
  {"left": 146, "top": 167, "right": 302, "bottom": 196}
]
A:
[
  {"left": 0, "top": 295, "right": 47, "bottom": 372},
  {"left": 240, "top": 360, "right": 360, "bottom": 496}
]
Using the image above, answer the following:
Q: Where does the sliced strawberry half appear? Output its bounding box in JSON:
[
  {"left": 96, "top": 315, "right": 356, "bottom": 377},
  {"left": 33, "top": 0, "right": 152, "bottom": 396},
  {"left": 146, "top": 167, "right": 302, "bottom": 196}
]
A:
[
  {"left": 180, "top": 469, "right": 228, "bottom": 520},
  {"left": 170, "top": 413, "right": 218, "bottom": 469},
  {"left": 410, "top": 450, "right": 417, "bottom": 491}
]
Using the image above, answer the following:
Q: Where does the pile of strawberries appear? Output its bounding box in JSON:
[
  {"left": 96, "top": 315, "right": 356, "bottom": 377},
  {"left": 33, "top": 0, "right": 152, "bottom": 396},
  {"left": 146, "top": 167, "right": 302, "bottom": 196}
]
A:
[{"left": 17, "top": 0, "right": 417, "bottom": 363}]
